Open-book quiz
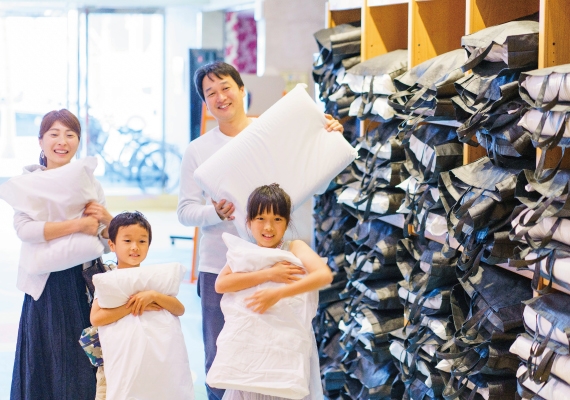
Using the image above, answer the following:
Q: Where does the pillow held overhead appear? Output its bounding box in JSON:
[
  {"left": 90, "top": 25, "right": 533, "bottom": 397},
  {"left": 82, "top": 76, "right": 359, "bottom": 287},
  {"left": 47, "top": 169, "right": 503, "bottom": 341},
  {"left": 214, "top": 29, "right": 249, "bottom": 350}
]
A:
[{"left": 194, "top": 83, "right": 357, "bottom": 239}]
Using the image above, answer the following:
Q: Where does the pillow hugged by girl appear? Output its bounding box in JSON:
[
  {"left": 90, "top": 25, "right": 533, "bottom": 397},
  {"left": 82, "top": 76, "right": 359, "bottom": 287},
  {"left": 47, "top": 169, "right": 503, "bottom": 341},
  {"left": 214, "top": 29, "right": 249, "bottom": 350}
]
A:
[{"left": 207, "top": 184, "right": 332, "bottom": 400}]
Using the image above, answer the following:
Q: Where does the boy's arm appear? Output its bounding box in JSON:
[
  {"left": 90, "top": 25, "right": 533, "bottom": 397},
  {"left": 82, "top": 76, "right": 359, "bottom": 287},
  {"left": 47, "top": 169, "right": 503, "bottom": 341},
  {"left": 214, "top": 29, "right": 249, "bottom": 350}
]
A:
[
  {"left": 126, "top": 290, "right": 185, "bottom": 317},
  {"left": 215, "top": 262, "right": 306, "bottom": 294},
  {"left": 90, "top": 299, "right": 132, "bottom": 327}
]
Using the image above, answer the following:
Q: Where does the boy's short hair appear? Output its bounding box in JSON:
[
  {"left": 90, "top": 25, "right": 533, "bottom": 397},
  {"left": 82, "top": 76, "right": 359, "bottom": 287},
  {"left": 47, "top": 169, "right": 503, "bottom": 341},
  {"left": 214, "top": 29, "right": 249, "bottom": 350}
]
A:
[
  {"left": 194, "top": 61, "right": 244, "bottom": 102},
  {"left": 108, "top": 211, "right": 152, "bottom": 244}
]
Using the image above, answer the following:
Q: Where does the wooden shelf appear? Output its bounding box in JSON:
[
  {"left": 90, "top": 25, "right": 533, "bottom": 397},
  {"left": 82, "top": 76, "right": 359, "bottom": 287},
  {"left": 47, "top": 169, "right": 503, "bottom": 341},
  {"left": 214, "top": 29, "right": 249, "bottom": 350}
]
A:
[
  {"left": 362, "top": 0, "right": 408, "bottom": 60},
  {"left": 539, "top": 0, "right": 570, "bottom": 68},
  {"left": 408, "top": 0, "right": 466, "bottom": 67},
  {"left": 324, "top": 0, "right": 570, "bottom": 298},
  {"left": 466, "top": 0, "right": 539, "bottom": 33}
]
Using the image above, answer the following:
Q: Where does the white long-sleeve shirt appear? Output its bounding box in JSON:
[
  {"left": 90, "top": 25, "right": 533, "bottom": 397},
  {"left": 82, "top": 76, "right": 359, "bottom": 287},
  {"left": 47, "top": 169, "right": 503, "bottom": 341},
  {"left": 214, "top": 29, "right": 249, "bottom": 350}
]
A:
[
  {"left": 14, "top": 164, "right": 109, "bottom": 300},
  {"left": 177, "top": 126, "right": 240, "bottom": 275}
]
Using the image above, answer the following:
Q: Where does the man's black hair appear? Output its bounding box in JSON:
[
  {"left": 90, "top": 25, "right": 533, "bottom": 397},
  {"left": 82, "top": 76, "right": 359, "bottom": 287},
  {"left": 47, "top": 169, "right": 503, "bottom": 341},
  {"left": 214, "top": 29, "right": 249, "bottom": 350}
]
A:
[
  {"left": 194, "top": 61, "right": 244, "bottom": 102},
  {"left": 108, "top": 211, "right": 152, "bottom": 244}
]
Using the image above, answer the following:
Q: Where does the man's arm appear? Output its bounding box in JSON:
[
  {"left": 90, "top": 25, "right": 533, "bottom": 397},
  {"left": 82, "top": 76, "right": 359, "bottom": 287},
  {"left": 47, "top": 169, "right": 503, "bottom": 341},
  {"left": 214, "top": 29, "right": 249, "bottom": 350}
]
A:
[{"left": 177, "top": 144, "right": 229, "bottom": 227}]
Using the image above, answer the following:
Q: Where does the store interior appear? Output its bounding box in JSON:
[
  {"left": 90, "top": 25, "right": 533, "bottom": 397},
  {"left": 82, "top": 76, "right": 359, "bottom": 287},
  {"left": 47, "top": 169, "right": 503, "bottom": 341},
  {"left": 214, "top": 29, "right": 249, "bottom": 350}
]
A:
[{"left": 2, "top": 0, "right": 570, "bottom": 399}]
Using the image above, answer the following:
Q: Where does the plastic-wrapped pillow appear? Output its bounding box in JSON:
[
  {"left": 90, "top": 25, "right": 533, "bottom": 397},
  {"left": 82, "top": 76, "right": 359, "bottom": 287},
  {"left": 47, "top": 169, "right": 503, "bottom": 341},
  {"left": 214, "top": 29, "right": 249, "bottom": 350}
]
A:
[
  {"left": 0, "top": 157, "right": 104, "bottom": 276},
  {"left": 206, "top": 233, "right": 319, "bottom": 399},
  {"left": 95, "top": 262, "right": 193, "bottom": 400},
  {"left": 193, "top": 84, "right": 357, "bottom": 239}
]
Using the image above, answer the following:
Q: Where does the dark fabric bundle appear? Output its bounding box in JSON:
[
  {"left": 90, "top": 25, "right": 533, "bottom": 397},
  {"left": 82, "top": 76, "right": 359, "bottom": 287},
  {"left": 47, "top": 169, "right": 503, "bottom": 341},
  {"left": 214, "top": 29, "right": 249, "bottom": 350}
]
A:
[
  {"left": 460, "top": 20, "right": 539, "bottom": 71},
  {"left": 344, "top": 279, "right": 403, "bottom": 311},
  {"left": 397, "top": 237, "right": 458, "bottom": 295},
  {"left": 313, "top": 23, "right": 361, "bottom": 119},
  {"left": 435, "top": 267, "right": 532, "bottom": 400},
  {"left": 438, "top": 157, "right": 522, "bottom": 278},
  {"left": 399, "top": 284, "right": 454, "bottom": 323},
  {"left": 344, "top": 240, "right": 402, "bottom": 282},
  {"left": 387, "top": 49, "right": 466, "bottom": 123},
  {"left": 515, "top": 293, "right": 570, "bottom": 397},
  {"left": 517, "top": 64, "right": 570, "bottom": 180},
  {"left": 356, "top": 119, "right": 406, "bottom": 163},
  {"left": 341, "top": 49, "right": 408, "bottom": 122}
]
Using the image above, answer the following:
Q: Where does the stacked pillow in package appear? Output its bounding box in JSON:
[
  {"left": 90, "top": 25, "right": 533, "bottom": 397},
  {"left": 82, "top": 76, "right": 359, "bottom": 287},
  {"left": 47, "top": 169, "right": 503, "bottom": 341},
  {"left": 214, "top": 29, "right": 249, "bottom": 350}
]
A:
[
  {"left": 336, "top": 49, "right": 408, "bottom": 122},
  {"left": 313, "top": 23, "right": 362, "bottom": 118},
  {"left": 510, "top": 293, "right": 570, "bottom": 399},
  {"left": 452, "top": 20, "right": 539, "bottom": 169},
  {"left": 388, "top": 49, "right": 467, "bottom": 130}
]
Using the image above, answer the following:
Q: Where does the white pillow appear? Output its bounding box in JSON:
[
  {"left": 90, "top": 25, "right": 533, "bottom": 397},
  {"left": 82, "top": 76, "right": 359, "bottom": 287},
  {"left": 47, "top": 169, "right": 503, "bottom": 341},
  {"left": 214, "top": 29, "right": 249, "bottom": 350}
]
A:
[
  {"left": 519, "top": 109, "right": 570, "bottom": 138},
  {"left": 193, "top": 83, "right": 357, "bottom": 239},
  {"left": 93, "top": 262, "right": 186, "bottom": 308},
  {"left": 0, "top": 157, "right": 99, "bottom": 221},
  {"left": 95, "top": 263, "right": 193, "bottom": 400},
  {"left": 0, "top": 157, "right": 105, "bottom": 276},
  {"left": 207, "top": 233, "right": 319, "bottom": 399},
  {"left": 517, "top": 365, "right": 570, "bottom": 400},
  {"left": 510, "top": 335, "right": 570, "bottom": 386}
]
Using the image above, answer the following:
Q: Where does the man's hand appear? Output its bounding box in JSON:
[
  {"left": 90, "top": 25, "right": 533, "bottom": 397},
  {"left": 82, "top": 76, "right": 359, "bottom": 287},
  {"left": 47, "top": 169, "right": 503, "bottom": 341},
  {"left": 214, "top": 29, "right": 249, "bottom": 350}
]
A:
[
  {"left": 267, "top": 261, "right": 305, "bottom": 284},
  {"left": 325, "top": 114, "right": 344, "bottom": 133},
  {"left": 126, "top": 290, "right": 157, "bottom": 316},
  {"left": 212, "top": 198, "right": 235, "bottom": 221},
  {"left": 245, "top": 288, "right": 282, "bottom": 314}
]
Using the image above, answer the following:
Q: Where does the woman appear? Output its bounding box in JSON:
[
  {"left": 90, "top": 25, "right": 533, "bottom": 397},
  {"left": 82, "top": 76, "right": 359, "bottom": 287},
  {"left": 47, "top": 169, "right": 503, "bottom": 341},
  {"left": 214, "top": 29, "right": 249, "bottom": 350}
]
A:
[{"left": 10, "top": 109, "right": 113, "bottom": 400}]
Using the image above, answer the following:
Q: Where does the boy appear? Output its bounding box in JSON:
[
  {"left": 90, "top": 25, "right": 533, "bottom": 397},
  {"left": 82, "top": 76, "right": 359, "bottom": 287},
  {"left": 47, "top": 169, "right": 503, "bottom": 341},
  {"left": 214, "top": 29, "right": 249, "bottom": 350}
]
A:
[{"left": 90, "top": 211, "right": 193, "bottom": 400}]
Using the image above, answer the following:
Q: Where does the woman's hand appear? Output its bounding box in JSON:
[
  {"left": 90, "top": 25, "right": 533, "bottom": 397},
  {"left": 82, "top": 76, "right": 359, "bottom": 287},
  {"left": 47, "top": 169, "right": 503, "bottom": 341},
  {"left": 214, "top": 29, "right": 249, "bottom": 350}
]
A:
[
  {"left": 126, "top": 290, "right": 157, "bottom": 316},
  {"left": 325, "top": 114, "right": 344, "bottom": 133},
  {"left": 245, "top": 288, "right": 283, "bottom": 314},
  {"left": 84, "top": 202, "right": 113, "bottom": 226},
  {"left": 77, "top": 216, "right": 100, "bottom": 236},
  {"left": 267, "top": 261, "right": 305, "bottom": 284}
]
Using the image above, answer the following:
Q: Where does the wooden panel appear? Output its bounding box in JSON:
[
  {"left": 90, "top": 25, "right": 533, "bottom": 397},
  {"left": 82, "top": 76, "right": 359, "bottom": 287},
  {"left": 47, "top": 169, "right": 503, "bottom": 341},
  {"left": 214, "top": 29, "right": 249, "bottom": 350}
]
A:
[
  {"left": 329, "top": 8, "right": 362, "bottom": 27},
  {"left": 539, "top": 0, "right": 570, "bottom": 68},
  {"left": 537, "top": 147, "right": 570, "bottom": 170},
  {"left": 409, "top": 0, "right": 466, "bottom": 67},
  {"left": 463, "top": 142, "right": 488, "bottom": 164},
  {"left": 467, "top": 0, "right": 539, "bottom": 33},
  {"left": 362, "top": 2, "right": 408, "bottom": 61}
]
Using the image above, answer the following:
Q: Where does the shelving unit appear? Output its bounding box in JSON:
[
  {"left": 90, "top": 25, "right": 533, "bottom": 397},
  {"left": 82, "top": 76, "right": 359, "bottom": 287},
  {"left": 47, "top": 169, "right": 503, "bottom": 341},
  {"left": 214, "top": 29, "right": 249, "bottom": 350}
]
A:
[{"left": 325, "top": 0, "right": 570, "bottom": 297}]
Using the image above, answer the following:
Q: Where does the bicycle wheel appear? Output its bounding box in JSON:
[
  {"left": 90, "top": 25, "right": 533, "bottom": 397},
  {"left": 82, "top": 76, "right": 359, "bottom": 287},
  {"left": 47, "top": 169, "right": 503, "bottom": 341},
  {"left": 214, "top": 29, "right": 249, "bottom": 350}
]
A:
[{"left": 137, "top": 146, "right": 182, "bottom": 193}]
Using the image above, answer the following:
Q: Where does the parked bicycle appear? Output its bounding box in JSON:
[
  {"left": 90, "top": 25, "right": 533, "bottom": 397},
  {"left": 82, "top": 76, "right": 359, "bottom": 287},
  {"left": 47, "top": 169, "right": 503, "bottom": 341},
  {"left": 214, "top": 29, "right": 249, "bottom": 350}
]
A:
[{"left": 88, "top": 116, "right": 182, "bottom": 193}]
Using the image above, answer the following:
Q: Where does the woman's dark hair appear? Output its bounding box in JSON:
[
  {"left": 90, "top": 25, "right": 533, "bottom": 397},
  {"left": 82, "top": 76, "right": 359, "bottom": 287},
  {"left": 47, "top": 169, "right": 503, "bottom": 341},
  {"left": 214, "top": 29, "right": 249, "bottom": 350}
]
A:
[
  {"left": 194, "top": 61, "right": 244, "bottom": 102},
  {"left": 246, "top": 184, "right": 292, "bottom": 225},
  {"left": 108, "top": 211, "right": 152, "bottom": 245},
  {"left": 38, "top": 109, "right": 81, "bottom": 167}
]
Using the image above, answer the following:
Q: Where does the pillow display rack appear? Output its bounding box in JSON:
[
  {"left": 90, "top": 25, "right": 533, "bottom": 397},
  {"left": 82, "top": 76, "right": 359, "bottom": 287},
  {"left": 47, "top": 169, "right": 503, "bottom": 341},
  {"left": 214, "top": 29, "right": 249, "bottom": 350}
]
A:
[{"left": 311, "top": 9, "right": 570, "bottom": 400}]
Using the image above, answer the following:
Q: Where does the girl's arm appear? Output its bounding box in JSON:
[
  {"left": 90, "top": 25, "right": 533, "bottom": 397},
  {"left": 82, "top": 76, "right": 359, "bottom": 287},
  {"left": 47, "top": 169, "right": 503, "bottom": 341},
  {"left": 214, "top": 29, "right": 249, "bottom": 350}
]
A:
[
  {"left": 245, "top": 240, "right": 333, "bottom": 314},
  {"left": 126, "top": 290, "right": 185, "bottom": 317},
  {"left": 215, "top": 262, "right": 305, "bottom": 293},
  {"left": 90, "top": 298, "right": 163, "bottom": 326}
]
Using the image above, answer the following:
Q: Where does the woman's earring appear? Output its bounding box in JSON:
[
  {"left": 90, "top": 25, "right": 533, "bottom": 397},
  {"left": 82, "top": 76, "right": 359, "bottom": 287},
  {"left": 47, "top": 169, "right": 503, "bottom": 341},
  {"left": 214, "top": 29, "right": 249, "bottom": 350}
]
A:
[{"left": 40, "top": 150, "right": 45, "bottom": 158}]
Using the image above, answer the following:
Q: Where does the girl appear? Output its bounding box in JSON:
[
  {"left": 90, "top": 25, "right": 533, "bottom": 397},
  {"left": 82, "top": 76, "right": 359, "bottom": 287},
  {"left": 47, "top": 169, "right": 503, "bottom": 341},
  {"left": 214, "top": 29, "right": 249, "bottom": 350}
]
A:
[
  {"left": 214, "top": 183, "right": 333, "bottom": 400},
  {"left": 10, "top": 109, "right": 112, "bottom": 400}
]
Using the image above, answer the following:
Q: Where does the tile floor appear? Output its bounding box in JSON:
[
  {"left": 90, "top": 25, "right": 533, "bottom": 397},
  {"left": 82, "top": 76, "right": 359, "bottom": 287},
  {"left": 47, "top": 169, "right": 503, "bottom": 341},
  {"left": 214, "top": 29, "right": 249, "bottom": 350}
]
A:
[{"left": 0, "top": 202, "right": 208, "bottom": 400}]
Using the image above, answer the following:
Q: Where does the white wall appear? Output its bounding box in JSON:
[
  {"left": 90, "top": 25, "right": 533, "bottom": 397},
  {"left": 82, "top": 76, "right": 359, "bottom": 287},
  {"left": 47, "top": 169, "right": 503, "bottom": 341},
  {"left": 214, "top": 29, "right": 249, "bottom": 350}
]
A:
[
  {"left": 257, "top": 0, "right": 326, "bottom": 96},
  {"left": 164, "top": 5, "right": 200, "bottom": 149}
]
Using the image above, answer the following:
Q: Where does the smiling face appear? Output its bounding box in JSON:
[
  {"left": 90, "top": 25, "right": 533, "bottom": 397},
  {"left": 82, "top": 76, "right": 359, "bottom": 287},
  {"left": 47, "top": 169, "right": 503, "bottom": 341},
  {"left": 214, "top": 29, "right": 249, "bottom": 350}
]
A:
[
  {"left": 39, "top": 120, "right": 80, "bottom": 170},
  {"left": 248, "top": 209, "right": 288, "bottom": 248},
  {"left": 108, "top": 224, "right": 150, "bottom": 269},
  {"left": 202, "top": 73, "right": 246, "bottom": 125}
]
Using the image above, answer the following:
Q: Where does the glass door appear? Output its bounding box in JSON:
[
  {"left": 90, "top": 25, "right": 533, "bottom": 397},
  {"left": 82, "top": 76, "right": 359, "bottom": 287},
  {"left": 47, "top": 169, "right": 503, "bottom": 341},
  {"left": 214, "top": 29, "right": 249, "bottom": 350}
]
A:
[{"left": 80, "top": 9, "right": 178, "bottom": 195}]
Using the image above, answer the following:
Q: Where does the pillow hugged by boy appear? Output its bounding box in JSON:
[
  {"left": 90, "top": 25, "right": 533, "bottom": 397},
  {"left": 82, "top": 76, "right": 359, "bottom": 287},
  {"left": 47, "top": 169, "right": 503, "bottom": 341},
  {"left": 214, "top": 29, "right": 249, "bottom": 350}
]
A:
[{"left": 90, "top": 212, "right": 194, "bottom": 400}]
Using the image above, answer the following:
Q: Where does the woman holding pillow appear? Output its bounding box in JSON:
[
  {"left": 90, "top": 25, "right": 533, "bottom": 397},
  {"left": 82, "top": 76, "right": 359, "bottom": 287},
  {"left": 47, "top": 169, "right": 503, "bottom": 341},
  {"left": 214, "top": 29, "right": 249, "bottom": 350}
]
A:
[{"left": 10, "top": 110, "right": 112, "bottom": 400}]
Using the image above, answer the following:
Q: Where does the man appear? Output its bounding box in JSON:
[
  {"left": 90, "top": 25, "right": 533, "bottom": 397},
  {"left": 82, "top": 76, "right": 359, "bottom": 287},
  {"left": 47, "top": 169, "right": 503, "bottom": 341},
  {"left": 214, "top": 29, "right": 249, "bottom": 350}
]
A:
[{"left": 177, "top": 61, "right": 343, "bottom": 400}]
